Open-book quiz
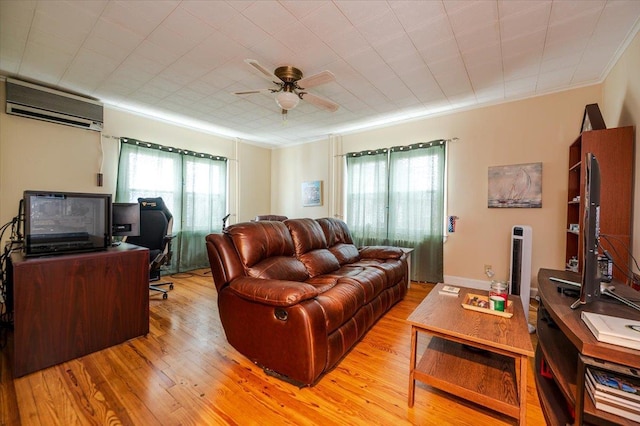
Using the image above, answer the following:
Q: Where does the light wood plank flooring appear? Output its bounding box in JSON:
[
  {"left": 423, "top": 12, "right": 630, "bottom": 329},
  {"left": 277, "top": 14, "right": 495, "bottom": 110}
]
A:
[{"left": 1, "top": 270, "right": 545, "bottom": 425}]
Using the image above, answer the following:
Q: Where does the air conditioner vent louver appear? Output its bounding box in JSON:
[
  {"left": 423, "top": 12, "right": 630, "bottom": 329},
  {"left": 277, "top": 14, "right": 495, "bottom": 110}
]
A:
[{"left": 6, "top": 78, "right": 103, "bottom": 131}]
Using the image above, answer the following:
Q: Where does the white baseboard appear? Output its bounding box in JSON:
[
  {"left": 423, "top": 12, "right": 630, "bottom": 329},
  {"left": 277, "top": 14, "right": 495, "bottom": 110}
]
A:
[
  {"left": 442, "top": 275, "right": 490, "bottom": 291},
  {"left": 443, "top": 275, "right": 539, "bottom": 301}
]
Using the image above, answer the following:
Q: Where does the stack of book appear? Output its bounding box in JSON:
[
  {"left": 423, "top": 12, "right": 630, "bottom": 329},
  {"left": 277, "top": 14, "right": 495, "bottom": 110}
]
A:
[
  {"left": 438, "top": 285, "right": 460, "bottom": 297},
  {"left": 585, "top": 367, "right": 640, "bottom": 422}
]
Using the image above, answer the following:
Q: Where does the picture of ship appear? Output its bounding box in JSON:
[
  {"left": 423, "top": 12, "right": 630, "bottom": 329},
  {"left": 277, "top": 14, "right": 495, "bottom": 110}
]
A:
[{"left": 488, "top": 162, "right": 542, "bottom": 208}]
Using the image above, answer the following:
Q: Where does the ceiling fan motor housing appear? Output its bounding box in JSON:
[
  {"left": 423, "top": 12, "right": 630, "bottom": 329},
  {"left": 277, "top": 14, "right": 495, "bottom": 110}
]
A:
[{"left": 275, "top": 66, "right": 303, "bottom": 83}]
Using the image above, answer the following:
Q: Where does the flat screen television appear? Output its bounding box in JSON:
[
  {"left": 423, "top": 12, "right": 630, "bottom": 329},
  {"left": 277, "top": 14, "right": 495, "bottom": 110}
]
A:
[
  {"left": 23, "top": 191, "right": 112, "bottom": 256},
  {"left": 112, "top": 202, "right": 140, "bottom": 237},
  {"left": 572, "top": 152, "right": 601, "bottom": 309},
  {"left": 562, "top": 153, "right": 640, "bottom": 312}
]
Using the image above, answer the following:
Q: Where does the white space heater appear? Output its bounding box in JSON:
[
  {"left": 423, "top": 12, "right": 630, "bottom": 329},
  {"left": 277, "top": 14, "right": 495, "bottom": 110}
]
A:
[{"left": 510, "top": 225, "right": 535, "bottom": 333}]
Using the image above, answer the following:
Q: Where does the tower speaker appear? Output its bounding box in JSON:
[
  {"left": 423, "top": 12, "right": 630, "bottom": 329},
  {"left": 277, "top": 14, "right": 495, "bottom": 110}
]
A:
[{"left": 510, "top": 225, "right": 535, "bottom": 333}]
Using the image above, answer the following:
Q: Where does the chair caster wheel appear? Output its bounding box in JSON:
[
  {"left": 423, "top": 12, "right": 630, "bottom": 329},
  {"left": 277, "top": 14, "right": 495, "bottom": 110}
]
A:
[
  {"left": 169, "top": 284, "right": 174, "bottom": 290},
  {"left": 163, "top": 293, "right": 168, "bottom": 300}
]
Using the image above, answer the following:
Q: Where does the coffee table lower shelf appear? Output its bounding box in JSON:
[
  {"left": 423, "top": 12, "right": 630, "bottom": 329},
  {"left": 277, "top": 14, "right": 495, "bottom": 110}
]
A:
[{"left": 411, "top": 336, "right": 520, "bottom": 420}]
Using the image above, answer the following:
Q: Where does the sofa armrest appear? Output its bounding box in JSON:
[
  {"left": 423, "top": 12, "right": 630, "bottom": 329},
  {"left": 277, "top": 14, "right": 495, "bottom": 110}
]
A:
[
  {"left": 228, "top": 277, "right": 318, "bottom": 307},
  {"left": 358, "top": 245, "right": 405, "bottom": 260}
]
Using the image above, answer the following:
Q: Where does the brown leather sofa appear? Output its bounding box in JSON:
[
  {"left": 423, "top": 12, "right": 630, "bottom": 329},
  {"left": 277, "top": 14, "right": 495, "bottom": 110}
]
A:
[{"left": 205, "top": 217, "right": 408, "bottom": 386}]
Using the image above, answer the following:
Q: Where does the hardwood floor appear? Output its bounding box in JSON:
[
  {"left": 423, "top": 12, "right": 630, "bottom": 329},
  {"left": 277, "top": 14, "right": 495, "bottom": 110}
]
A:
[{"left": 0, "top": 271, "right": 545, "bottom": 425}]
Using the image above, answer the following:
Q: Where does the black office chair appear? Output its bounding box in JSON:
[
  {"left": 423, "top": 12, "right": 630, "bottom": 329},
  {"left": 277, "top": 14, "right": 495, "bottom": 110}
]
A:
[{"left": 126, "top": 197, "right": 174, "bottom": 299}]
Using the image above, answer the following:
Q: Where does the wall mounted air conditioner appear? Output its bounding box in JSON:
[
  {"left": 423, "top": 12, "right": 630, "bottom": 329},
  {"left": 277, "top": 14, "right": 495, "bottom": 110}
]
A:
[{"left": 6, "top": 78, "right": 103, "bottom": 131}]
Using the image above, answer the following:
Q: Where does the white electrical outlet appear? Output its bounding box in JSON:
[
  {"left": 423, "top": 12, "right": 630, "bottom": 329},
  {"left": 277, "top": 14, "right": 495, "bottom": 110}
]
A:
[{"left": 484, "top": 264, "right": 495, "bottom": 278}]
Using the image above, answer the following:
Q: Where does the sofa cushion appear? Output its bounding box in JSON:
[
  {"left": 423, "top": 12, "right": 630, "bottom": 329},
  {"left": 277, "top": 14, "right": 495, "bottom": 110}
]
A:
[
  {"left": 337, "top": 267, "right": 387, "bottom": 303},
  {"left": 316, "top": 217, "right": 355, "bottom": 245},
  {"left": 350, "top": 258, "right": 405, "bottom": 288},
  {"left": 286, "top": 218, "right": 328, "bottom": 253},
  {"left": 310, "top": 265, "right": 387, "bottom": 304},
  {"left": 227, "top": 221, "right": 296, "bottom": 267},
  {"left": 328, "top": 243, "right": 360, "bottom": 265},
  {"left": 286, "top": 219, "right": 341, "bottom": 277},
  {"left": 247, "top": 257, "right": 309, "bottom": 281},
  {"left": 299, "top": 249, "right": 341, "bottom": 277}
]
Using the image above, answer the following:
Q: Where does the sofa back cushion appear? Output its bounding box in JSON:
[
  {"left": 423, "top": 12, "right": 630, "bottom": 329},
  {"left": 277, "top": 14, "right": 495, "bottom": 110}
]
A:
[
  {"left": 316, "top": 218, "right": 360, "bottom": 265},
  {"left": 286, "top": 218, "right": 340, "bottom": 277},
  {"left": 329, "top": 243, "right": 360, "bottom": 265},
  {"left": 316, "top": 218, "right": 354, "bottom": 245},
  {"left": 226, "top": 221, "right": 309, "bottom": 281}
]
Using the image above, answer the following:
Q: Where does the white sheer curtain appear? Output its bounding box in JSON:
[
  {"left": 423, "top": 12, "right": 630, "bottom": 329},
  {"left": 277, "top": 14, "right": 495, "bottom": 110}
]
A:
[
  {"left": 346, "top": 149, "right": 389, "bottom": 247},
  {"left": 180, "top": 154, "right": 227, "bottom": 271},
  {"left": 345, "top": 141, "right": 446, "bottom": 282},
  {"left": 116, "top": 138, "right": 227, "bottom": 272},
  {"left": 388, "top": 143, "right": 445, "bottom": 282}
]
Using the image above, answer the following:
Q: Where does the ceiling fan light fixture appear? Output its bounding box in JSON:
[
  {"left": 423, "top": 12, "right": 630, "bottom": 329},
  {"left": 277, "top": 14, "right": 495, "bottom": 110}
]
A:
[{"left": 275, "top": 91, "right": 300, "bottom": 110}]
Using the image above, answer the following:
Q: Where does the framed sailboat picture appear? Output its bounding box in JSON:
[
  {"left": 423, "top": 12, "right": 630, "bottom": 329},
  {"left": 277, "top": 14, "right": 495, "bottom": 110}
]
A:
[{"left": 488, "top": 162, "right": 542, "bottom": 208}]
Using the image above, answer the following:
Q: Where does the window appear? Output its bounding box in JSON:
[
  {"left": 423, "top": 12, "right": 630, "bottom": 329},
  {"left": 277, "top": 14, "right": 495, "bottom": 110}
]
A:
[
  {"left": 346, "top": 142, "right": 445, "bottom": 282},
  {"left": 116, "top": 138, "right": 227, "bottom": 272}
]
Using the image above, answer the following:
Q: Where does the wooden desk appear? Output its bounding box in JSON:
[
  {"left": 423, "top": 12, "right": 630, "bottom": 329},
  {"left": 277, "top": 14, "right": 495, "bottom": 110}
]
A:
[
  {"left": 9, "top": 243, "right": 149, "bottom": 377},
  {"left": 407, "top": 283, "right": 534, "bottom": 425}
]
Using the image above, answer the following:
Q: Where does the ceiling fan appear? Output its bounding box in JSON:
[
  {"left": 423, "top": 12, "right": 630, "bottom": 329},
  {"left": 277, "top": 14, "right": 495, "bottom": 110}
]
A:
[{"left": 233, "top": 59, "right": 339, "bottom": 118}]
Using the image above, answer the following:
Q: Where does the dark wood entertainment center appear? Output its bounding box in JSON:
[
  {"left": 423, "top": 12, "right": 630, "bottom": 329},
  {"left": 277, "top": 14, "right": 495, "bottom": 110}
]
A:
[
  {"left": 536, "top": 268, "right": 640, "bottom": 425},
  {"left": 8, "top": 243, "right": 149, "bottom": 377}
]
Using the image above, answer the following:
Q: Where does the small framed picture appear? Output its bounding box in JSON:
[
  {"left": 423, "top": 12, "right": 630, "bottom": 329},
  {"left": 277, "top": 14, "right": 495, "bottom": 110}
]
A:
[{"left": 302, "top": 180, "right": 322, "bottom": 207}]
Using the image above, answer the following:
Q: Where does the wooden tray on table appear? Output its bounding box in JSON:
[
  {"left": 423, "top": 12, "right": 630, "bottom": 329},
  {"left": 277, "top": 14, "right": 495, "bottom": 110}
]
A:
[{"left": 461, "top": 293, "right": 513, "bottom": 318}]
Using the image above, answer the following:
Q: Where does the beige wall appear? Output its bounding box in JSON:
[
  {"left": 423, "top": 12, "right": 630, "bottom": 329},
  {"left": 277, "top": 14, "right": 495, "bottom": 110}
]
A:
[
  {"left": 0, "top": 84, "right": 271, "bottom": 242},
  {"left": 602, "top": 29, "right": 640, "bottom": 259},
  {"left": 271, "top": 139, "right": 331, "bottom": 219},
  {"left": 237, "top": 140, "right": 271, "bottom": 222},
  {"left": 273, "top": 85, "right": 603, "bottom": 288}
]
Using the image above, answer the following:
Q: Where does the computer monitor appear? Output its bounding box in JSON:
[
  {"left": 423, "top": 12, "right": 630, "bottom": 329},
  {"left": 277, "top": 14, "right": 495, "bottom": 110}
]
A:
[
  {"left": 112, "top": 203, "right": 140, "bottom": 237},
  {"left": 23, "top": 191, "right": 111, "bottom": 256}
]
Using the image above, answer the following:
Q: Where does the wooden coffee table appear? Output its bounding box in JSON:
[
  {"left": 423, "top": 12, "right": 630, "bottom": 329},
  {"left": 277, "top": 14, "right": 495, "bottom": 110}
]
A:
[{"left": 407, "top": 283, "right": 534, "bottom": 425}]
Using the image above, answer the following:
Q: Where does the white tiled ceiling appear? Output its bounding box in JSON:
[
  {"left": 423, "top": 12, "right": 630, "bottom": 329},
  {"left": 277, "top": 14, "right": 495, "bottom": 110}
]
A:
[{"left": 1, "top": 0, "right": 639, "bottom": 147}]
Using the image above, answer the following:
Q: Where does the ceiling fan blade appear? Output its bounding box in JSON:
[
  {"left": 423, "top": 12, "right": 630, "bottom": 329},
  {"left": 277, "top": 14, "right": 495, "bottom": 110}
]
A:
[
  {"left": 300, "top": 92, "right": 339, "bottom": 112},
  {"left": 233, "top": 88, "right": 273, "bottom": 96},
  {"left": 297, "top": 70, "right": 335, "bottom": 89},
  {"left": 245, "top": 59, "right": 279, "bottom": 82}
]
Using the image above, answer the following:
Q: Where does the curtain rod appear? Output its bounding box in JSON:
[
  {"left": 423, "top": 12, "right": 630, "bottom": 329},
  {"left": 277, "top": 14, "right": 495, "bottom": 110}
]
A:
[
  {"left": 102, "top": 133, "right": 233, "bottom": 161},
  {"left": 334, "top": 137, "right": 459, "bottom": 158}
]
